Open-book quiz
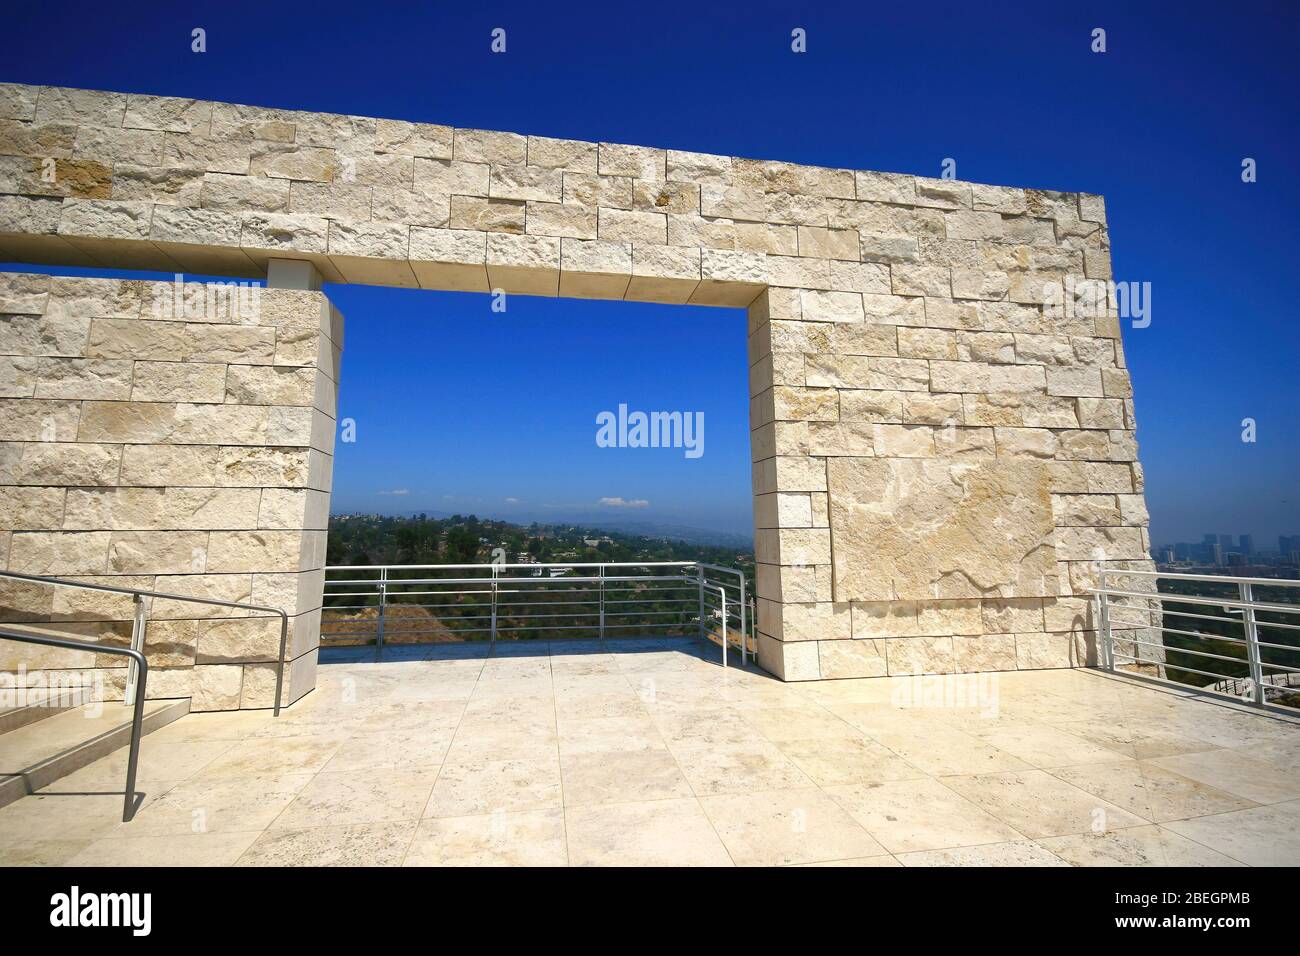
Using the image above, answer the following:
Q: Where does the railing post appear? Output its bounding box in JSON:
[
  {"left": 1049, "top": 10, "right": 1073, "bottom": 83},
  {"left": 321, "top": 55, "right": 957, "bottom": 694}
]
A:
[
  {"left": 598, "top": 564, "right": 605, "bottom": 640},
  {"left": 124, "top": 593, "right": 149, "bottom": 706},
  {"left": 1240, "top": 581, "right": 1266, "bottom": 706},
  {"left": 719, "top": 586, "right": 727, "bottom": 669},
  {"left": 696, "top": 565, "right": 705, "bottom": 641},
  {"left": 490, "top": 564, "right": 498, "bottom": 645},
  {"left": 375, "top": 567, "right": 387, "bottom": 653},
  {"left": 738, "top": 575, "right": 747, "bottom": 665},
  {"left": 1097, "top": 569, "right": 1113, "bottom": 671}
]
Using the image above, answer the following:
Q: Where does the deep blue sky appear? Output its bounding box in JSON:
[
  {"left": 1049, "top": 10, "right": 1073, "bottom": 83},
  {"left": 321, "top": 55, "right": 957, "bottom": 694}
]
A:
[{"left": 3, "top": 0, "right": 1297, "bottom": 544}]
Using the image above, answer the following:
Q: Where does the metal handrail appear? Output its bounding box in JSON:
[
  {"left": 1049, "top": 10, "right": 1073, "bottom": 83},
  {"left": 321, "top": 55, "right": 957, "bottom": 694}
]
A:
[
  {"left": 1093, "top": 566, "right": 1300, "bottom": 709},
  {"left": 322, "top": 560, "right": 753, "bottom": 665},
  {"left": 0, "top": 569, "right": 291, "bottom": 717},
  {"left": 0, "top": 628, "right": 146, "bottom": 822}
]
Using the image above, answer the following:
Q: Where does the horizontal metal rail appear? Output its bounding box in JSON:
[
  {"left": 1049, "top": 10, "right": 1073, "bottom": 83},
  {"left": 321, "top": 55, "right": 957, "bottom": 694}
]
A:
[
  {"left": 0, "top": 569, "right": 291, "bottom": 717},
  {"left": 1094, "top": 566, "right": 1300, "bottom": 709},
  {"left": 322, "top": 561, "right": 752, "bottom": 664},
  {"left": 0, "top": 628, "right": 146, "bottom": 821}
]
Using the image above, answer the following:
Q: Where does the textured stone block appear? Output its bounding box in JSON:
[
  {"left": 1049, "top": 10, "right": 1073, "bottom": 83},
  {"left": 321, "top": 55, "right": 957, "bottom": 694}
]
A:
[{"left": 829, "top": 457, "right": 1057, "bottom": 601}]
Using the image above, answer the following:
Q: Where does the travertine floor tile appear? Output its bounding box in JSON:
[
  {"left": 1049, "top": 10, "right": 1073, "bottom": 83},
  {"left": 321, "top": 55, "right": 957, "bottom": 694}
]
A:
[
  {"left": 270, "top": 768, "right": 437, "bottom": 828},
  {"left": 940, "top": 769, "right": 1148, "bottom": 838},
  {"left": 110, "top": 772, "right": 314, "bottom": 836},
  {"left": 1147, "top": 749, "right": 1300, "bottom": 805},
  {"left": 897, "top": 840, "right": 1068, "bottom": 867},
  {"left": 565, "top": 798, "right": 732, "bottom": 867},
  {"left": 196, "top": 733, "right": 349, "bottom": 778},
  {"left": 825, "top": 779, "right": 1023, "bottom": 854},
  {"left": 320, "top": 728, "right": 454, "bottom": 772},
  {"left": 238, "top": 821, "right": 417, "bottom": 866},
  {"left": 424, "top": 755, "right": 562, "bottom": 817},
  {"left": 669, "top": 740, "right": 814, "bottom": 796},
  {"left": 67, "top": 830, "right": 259, "bottom": 866},
  {"left": 1040, "top": 825, "right": 1245, "bottom": 866},
  {"left": 1162, "top": 801, "right": 1300, "bottom": 866},
  {"left": 699, "top": 788, "right": 887, "bottom": 866},
  {"left": 405, "top": 809, "right": 567, "bottom": 866},
  {"left": 1048, "top": 761, "right": 1258, "bottom": 823},
  {"left": 775, "top": 736, "right": 926, "bottom": 787},
  {"left": 560, "top": 749, "right": 692, "bottom": 806}
]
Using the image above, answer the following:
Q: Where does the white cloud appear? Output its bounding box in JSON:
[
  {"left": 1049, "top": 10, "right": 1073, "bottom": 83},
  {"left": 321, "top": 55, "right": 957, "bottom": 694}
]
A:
[
  {"left": 377, "top": 488, "right": 410, "bottom": 496},
  {"left": 597, "top": 496, "right": 649, "bottom": 509},
  {"left": 505, "top": 497, "right": 520, "bottom": 504}
]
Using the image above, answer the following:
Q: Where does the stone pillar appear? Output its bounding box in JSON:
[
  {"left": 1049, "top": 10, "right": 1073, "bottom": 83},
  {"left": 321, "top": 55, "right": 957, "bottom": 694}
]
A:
[
  {"left": 746, "top": 186, "right": 1154, "bottom": 679},
  {"left": 0, "top": 270, "right": 340, "bottom": 710}
]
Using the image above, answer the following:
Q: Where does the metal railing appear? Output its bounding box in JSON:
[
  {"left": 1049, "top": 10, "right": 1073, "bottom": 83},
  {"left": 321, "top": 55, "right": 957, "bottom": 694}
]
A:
[
  {"left": 322, "top": 561, "right": 754, "bottom": 665},
  {"left": 0, "top": 628, "right": 146, "bottom": 822},
  {"left": 0, "top": 570, "right": 291, "bottom": 716},
  {"left": 1094, "top": 567, "right": 1300, "bottom": 709}
]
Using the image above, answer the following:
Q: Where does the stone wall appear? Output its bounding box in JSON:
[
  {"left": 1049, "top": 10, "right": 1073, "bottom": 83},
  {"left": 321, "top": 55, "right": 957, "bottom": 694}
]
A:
[
  {"left": 0, "top": 82, "right": 1157, "bottom": 686},
  {"left": 0, "top": 272, "right": 338, "bottom": 709}
]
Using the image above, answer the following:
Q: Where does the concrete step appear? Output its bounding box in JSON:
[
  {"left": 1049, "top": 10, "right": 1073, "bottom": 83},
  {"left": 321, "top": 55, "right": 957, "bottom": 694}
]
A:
[
  {"left": 0, "top": 698, "right": 190, "bottom": 810},
  {"left": 0, "top": 688, "right": 88, "bottom": 735}
]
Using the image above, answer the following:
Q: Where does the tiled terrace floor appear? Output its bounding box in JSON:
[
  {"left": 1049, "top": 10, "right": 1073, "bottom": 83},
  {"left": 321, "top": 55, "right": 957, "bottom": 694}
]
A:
[{"left": 1, "top": 637, "right": 1297, "bottom": 866}]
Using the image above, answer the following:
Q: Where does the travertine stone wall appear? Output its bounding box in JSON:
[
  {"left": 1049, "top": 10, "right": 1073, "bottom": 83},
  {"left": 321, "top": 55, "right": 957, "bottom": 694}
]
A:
[
  {"left": 0, "top": 82, "right": 1156, "bottom": 686},
  {"left": 0, "top": 271, "right": 338, "bottom": 709}
]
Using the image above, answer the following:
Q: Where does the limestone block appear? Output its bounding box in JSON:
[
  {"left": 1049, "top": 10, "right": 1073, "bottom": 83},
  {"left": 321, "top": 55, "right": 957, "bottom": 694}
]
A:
[
  {"left": 558, "top": 238, "right": 631, "bottom": 299},
  {"left": 800, "top": 289, "right": 863, "bottom": 324},
  {"left": 631, "top": 180, "right": 699, "bottom": 215},
  {"left": 191, "top": 663, "right": 243, "bottom": 711},
  {"left": 931, "top": 361, "right": 1046, "bottom": 395},
  {"left": 197, "top": 616, "right": 281, "bottom": 663},
  {"left": 105, "top": 530, "right": 207, "bottom": 573},
  {"left": 1014, "top": 632, "right": 1073, "bottom": 669},
  {"left": 34, "top": 87, "right": 126, "bottom": 126},
  {"left": 8, "top": 530, "right": 108, "bottom": 574},
  {"left": 886, "top": 636, "right": 957, "bottom": 675},
  {"left": 916, "top": 599, "right": 982, "bottom": 637},
  {"left": 626, "top": 244, "right": 700, "bottom": 304},
  {"left": 371, "top": 188, "right": 449, "bottom": 228},
  {"left": 526, "top": 136, "right": 597, "bottom": 173},
  {"left": 490, "top": 165, "right": 563, "bottom": 203},
  {"left": 0, "top": 84, "right": 38, "bottom": 122},
  {"left": 485, "top": 233, "right": 560, "bottom": 296},
  {"left": 129, "top": 361, "right": 225, "bottom": 402},
  {"left": 249, "top": 143, "right": 337, "bottom": 182},
  {"left": 954, "top": 633, "right": 1018, "bottom": 672},
  {"left": 756, "top": 633, "right": 820, "bottom": 681},
  {"left": 819, "top": 638, "right": 888, "bottom": 678},
  {"left": 408, "top": 226, "right": 488, "bottom": 291},
  {"left": 805, "top": 355, "right": 928, "bottom": 391},
  {"left": 902, "top": 392, "right": 962, "bottom": 426},
  {"left": 1055, "top": 526, "right": 1145, "bottom": 561},
  {"left": 224, "top": 365, "right": 316, "bottom": 406},
  {"left": 525, "top": 201, "right": 597, "bottom": 240},
  {"left": 828, "top": 457, "right": 1057, "bottom": 601},
  {"left": 215, "top": 446, "right": 311, "bottom": 487},
  {"left": 597, "top": 207, "right": 666, "bottom": 245},
  {"left": 452, "top": 128, "right": 526, "bottom": 166},
  {"left": 854, "top": 170, "right": 915, "bottom": 205},
  {"left": 598, "top": 143, "right": 665, "bottom": 181},
  {"left": 563, "top": 172, "right": 631, "bottom": 209},
  {"left": 851, "top": 600, "right": 919, "bottom": 639},
  {"left": 206, "top": 530, "right": 308, "bottom": 573},
  {"left": 0, "top": 399, "right": 80, "bottom": 441},
  {"left": 375, "top": 119, "right": 453, "bottom": 159},
  {"left": 449, "top": 195, "right": 524, "bottom": 234},
  {"left": 201, "top": 172, "right": 290, "bottom": 213},
  {"left": 994, "top": 426, "right": 1058, "bottom": 459},
  {"left": 898, "top": 327, "right": 956, "bottom": 359},
  {"left": 840, "top": 389, "right": 904, "bottom": 423},
  {"left": 4, "top": 442, "right": 120, "bottom": 486},
  {"left": 1051, "top": 493, "right": 1121, "bottom": 527},
  {"left": 1046, "top": 366, "right": 1104, "bottom": 398},
  {"left": 0, "top": 486, "right": 65, "bottom": 530},
  {"left": 806, "top": 421, "right": 875, "bottom": 457}
]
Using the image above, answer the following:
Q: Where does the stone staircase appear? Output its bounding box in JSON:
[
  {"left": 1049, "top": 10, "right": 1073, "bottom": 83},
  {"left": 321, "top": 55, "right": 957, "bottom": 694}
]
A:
[{"left": 0, "top": 694, "right": 190, "bottom": 810}]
